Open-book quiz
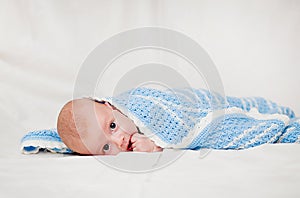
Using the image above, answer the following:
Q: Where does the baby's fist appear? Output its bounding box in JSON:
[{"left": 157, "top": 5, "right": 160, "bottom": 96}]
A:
[{"left": 131, "top": 133, "right": 162, "bottom": 152}]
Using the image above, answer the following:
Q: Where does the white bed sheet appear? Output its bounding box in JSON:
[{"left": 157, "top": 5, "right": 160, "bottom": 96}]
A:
[
  {"left": 1, "top": 106, "right": 300, "bottom": 198},
  {"left": 1, "top": 143, "right": 300, "bottom": 198}
]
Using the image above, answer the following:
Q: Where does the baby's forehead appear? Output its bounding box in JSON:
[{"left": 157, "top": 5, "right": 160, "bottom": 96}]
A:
[
  {"left": 83, "top": 101, "right": 112, "bottom": 124},
  {"left": 71, "top": 99, "right": 115, "bottom": 132},
  {"left": 72, "top": 99, "right": 105, "bottom": 113},
  {"left": 73, "top": 101, "right": 109, "bottom": 138}
]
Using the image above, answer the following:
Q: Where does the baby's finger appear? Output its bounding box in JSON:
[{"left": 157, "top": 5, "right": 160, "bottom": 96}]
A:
[
  {"left": 131, "top": 134, "right": 141, "bottom": 142},
  {"left": 132, "top": 142, "right": 142, "bottom": 152},
  {"left": 131, "top": 135, "right": 137, "bottom": 142},
  {"left": 131, "top": 142, "right": 137, "bottom": 150},
  {"left": 133, "top": 142, "right": 148, "bottom": 152}
]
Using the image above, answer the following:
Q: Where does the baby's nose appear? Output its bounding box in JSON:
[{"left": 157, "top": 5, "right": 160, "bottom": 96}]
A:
[{"left": 110, "top": 132, "right": 126, "bottom": 148}]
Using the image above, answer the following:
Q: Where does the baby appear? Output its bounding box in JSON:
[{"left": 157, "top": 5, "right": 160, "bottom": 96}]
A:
[
  {"left": 57, "top": 98, "right": 162, "bottom": 155},
  {"left": 57, "top": 87, "right": 300, "bottom": 155}
]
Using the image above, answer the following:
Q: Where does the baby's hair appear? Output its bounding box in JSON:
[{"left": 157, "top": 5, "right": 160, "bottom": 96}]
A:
[
  {"left": 57, "top": 98, "right": 103, "bottom": 154},
  {"left": 96, "top": 100, "right": 105, "bottom": 104}
]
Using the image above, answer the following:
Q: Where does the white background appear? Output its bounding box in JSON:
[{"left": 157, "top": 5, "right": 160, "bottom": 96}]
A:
[
  {"left": 1, "top": 1, "right": 300, "bottom": 197},
  {"left": 1, "top": 0, "right": 299, "bottom": 132}
]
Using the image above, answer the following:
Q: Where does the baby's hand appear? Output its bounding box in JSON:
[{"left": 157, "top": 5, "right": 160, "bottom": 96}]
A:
[{"left": 131, "top": 133, "right": 162, "bottom": 152}]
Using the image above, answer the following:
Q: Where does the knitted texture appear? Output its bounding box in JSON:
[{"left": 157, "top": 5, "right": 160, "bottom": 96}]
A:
[
  {"left": 103, "top": 87, "right": 299, "bottom": 149},
  {"left": 226, "top": 96, "right": 295, "bottom": 118},
  {"left": 277, "top": 118, "right": 300, "bottom": 143},
  {"left": 20, "top": 129, "right": 73, "bottom": 154}
]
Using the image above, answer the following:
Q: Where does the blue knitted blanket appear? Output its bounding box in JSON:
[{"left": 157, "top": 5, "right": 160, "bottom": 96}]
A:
[
  {"left": 20, "top": 129, "right": 73, "bottom": 154},
  {"left": 103, "top": 87, "right": 300, "bottom": 149},
  {"left": 20, "top": 87, "right": 300, "bottom": 154}
]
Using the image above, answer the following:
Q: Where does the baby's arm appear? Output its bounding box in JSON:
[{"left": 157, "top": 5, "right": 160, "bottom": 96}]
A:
[{"left": 131, "top": 133, "right": 163, "bottom": 152}]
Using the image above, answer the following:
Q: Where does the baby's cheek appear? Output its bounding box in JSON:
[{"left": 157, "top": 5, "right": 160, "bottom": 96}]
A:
[
  {"left": 112, "top": 110, "right": 138, "bottom": 134},
  {"left": 108, "top": 143, "right": 122, "bottom": 155}
]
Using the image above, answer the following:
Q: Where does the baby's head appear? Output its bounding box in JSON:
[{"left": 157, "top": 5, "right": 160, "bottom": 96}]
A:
[{"left": 57, "top": 98, "right": 138, "bottom": 155}]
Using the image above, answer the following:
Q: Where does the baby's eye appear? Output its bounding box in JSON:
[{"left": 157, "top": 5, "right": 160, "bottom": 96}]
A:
[
  {"left": 103, "top": 144, "right": 110, "bottom": 152},
  {"left": 110, "top": 122, "right": 116, "bottom": 130}
]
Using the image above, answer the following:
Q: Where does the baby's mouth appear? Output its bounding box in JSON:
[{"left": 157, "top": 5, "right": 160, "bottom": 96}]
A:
[{"left": 127, "top": 134, "right": 133, "bottom": 151}]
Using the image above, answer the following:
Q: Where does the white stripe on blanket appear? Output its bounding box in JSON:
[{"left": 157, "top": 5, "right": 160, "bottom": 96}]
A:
[
  {"left": 277, "top": 127, "right": 296, "bottom": 143},
  {"left": 188, "top": 108, "right": 289, "bottom": 149},
  {"left": 238, "top": 124, "right": 279, "bottom": 149},
  {"left": 223, "top": 122, "right": 266, "bottom": 149}
]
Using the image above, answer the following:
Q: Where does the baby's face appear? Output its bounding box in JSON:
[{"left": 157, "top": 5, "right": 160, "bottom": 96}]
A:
[{"left": 76, "top": 101, "right": 138, "bottom": 155}]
